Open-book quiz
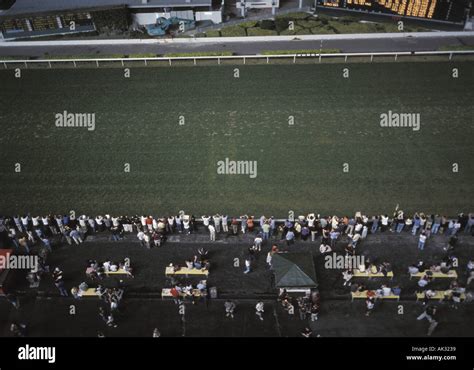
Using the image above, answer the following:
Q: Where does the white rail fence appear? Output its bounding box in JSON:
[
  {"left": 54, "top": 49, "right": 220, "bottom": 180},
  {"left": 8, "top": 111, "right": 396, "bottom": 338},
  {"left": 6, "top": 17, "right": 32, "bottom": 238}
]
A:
[{"left": 1, "top": 50, "right": 473, "bottom": 68}]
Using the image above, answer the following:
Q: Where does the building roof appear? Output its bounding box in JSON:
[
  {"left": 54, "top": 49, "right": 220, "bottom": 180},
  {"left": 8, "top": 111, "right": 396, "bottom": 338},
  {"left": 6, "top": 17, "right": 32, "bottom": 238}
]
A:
[
  {"left": 1, "top": 0, "right": 212, "bottom": 17},
  {"left": 272, "top": 252, "right": 318, "bottom": 288}
]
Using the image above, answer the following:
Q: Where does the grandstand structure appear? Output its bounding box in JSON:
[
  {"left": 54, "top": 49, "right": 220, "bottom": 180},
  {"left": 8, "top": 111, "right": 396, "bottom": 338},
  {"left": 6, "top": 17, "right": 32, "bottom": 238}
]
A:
[
  {"left": 318, "top": 0, "right": 472, "bottom": 24},
  {"left": 0, "top": 0, "right": 224, "bottom": 40},
  {"left": 0, "top": 12, "right": 97, "bottom": 39}
]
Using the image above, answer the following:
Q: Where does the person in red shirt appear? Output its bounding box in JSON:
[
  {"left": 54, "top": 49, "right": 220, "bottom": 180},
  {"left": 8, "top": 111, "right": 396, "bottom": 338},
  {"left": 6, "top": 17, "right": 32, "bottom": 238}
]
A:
[
  {"left": 146, "top": 216, "right": 153, "bottom": 232},
  {"left": 247, "top": 216, "right": 254, "bottom": 232},
  {"left": 366, "top": 290, "right": 376, "bottom": 299},
  {"left": 170, "top": 287, "right": 181, "bottom": 305}
]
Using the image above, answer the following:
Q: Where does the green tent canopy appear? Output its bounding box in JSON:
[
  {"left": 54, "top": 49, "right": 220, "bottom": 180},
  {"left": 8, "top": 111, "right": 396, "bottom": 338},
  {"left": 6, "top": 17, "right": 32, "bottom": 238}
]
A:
[{"left": 272, "top": 252, "right": 318, "bottom": 289}]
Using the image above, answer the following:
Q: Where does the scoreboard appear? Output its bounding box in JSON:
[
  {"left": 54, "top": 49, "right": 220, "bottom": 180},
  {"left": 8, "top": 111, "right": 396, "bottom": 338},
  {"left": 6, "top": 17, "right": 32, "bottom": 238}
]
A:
[{"left": 318, "top": 0, "right": 470, "bottom": 23}]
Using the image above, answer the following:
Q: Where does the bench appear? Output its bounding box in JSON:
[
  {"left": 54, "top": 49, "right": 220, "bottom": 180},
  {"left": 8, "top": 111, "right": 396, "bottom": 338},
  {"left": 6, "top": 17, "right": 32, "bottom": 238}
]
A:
[
  {"left": 351, "top": 290, "right": 400, "bottom": 301},
  {"left": 80, "top": 288, "right": 100, "bottom": 297},
  {"left": 86, "top": 267, "right": 133, "bottom": 278},
  {"left": 416, "top": 290, "right": 466, "bottom": 302},
  {"left": 353, "top": 270, "right": 394, "bottom": 280},
  {"left": 165, "top": 266, "right": 209, "bottom": 277},
  {"left": 104, "top": 268, "right": 132, "bottom": 277},
  {"left": 161, "top": 288, "right": 204, "bottom": 299},
  {"left": 410, "top": 270, "right": 458, "bottom": 280}
]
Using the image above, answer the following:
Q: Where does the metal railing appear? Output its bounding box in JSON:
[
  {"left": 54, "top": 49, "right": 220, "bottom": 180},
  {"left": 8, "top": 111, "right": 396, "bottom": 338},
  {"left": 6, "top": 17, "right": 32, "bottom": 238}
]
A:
[{"left": 1, "top": 50, "right": 473, "bottom": 68}]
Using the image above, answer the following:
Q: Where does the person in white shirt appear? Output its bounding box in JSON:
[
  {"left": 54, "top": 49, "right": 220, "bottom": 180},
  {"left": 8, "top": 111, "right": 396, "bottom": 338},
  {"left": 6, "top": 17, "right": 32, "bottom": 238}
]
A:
[
  {"left": 167, "top": 216, "right": 175, "bottom": 233},
  {"left": 41, "top": 216, "right": 49, "bottom": 227},
  {"left": 79, "top": 216, "right": 87, "bottom": 229},
  {"left": 103, "top": 261, "right": 111, "bottom": 271},
  {"left": 244, "top": 258, "right": 251, "bottom": 274},
  {"left": 21, "top": 215, "right": 29, "bottom": 230},
  {"left": 453, "top": 221, "right": 461, "bottom": 235},
  {"left": 208, "top": 224, "right": 216, "bottom": 241},
  {"left": 202, "top": 215, "right": 210, "bottom": 228},
  {"left": 418, "top": 232, "right": 427, "bottom": 250},
  {"left": 331, "top": 216, "right": 339, "bottom": 230},
  {"left": 95, "top": 216, "right": 104, "bottom": 232},
  {"left": 151, "top": 217, "right": 157, "bottom": 231},
  {"left": 420, "top": 214, "right": 426, "bottom": 229},
  {"left": 381, "top": 215, "right": 389, "bottom": 232},
  {"left": 112, "top": 217, "right": 120, "bottom": 228},
  {"left": 266, "top": 252, "right": 272, "bottom": 269},
  {"left": 259, "top": 215, "right": 266, "bottom": 232},
  {"left": 183, "top": 217, "right": 190, "bottom": 234},
  {"left": 143, "top": 233, "right": 151, "bottom": 248},
  {"left": 253, "top": 236, "right": 263, "bottom": 251},
  {"left": 307, "top": 213, "right": 315, "bottom": 228},
  {"left": 137, "top": 231, "right": 146, "bottom": 246},
  {"left": 361, "top": 225, "right": 368, "bottom": 239},
  {"left": 140, "top": 216, "right": 147, "bottom": 230},
  {"left": 213, "top": 214, "right": 221, "bottom": 233},
  {"left": 255, "top": 301, "right": 264, "bottom": 321},
  {"left": 32, "top": 216, "right": 40, "bottom": 228},
  {"left": 221, "top": 215, "right": 228, "bottom": 233},
  {"left": 155, "top": 219, "right": 165, "bottom": 233},
  {"left": 381, "top": 285, "right": 392, "bottom": 296}
]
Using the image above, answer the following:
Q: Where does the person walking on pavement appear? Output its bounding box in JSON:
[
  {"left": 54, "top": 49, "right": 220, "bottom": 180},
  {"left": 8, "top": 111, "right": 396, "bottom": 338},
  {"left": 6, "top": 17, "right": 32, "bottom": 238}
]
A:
[
  {"left": 208, "top": 224, "right": 216, "bottom": 241},
  {"left": 225, "top": 300, "right": 236, "bottom": 319},
  {"left": 417, "top": 305, "right": 438, "bottom": 336},
  {"left": 52, "top": 267, "right": 68, "bottom": 296},
  {"left": 244, "top": 257, "right": 251, "bottom": 274},
  {"left": 256, "top": 301, "right": 264, "bottom": 321},
  {"left": 417, "top": 305, "right": 437, "bottom": 323},
  {"left": 418, "top": 231, "right": 427, "bottom": 250}
]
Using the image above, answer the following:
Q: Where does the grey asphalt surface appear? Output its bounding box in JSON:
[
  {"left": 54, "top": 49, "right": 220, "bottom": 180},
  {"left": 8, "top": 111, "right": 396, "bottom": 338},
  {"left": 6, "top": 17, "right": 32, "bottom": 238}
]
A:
[{"left": 1, "top": 36, "right": 473, "bottom": 57}]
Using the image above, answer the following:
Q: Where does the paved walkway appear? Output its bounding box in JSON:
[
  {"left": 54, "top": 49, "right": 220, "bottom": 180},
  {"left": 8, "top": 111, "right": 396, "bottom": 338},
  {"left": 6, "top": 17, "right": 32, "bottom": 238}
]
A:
[
  {"left": 1, "top": 31, "right": 474, "bottom": 46},
  {"left": 1, "top": 32, "right": 473, "bottom": 58}
]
